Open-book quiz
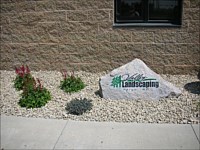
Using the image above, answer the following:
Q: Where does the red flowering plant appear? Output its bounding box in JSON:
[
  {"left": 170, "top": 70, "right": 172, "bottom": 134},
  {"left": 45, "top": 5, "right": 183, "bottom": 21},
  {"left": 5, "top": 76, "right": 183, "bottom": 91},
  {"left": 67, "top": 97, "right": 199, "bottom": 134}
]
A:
[
  {"left": 13, "top": 65, "right": 33, "bottom": 91},
  {"left": 19, "top": 77, "right": 51, "bottom": 108},
  {"left": 13, "top": 65, "right": 51, "bottom": 108},
  {"left": 60, "top": 69, "right": 85, "bottom": 93}
]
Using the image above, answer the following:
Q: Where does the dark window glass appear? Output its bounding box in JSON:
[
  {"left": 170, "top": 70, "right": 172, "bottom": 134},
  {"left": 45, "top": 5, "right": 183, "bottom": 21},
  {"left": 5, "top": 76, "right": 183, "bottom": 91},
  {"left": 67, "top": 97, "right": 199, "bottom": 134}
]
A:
[
  {"left": 116, "top": 0, "right": 144, "bottom": 22},
  {"left": 149, "top": 0, "right": 179, "bottom": 21},
  {"left": 114, "top": 0, "right": 182, "bottom": 26}
]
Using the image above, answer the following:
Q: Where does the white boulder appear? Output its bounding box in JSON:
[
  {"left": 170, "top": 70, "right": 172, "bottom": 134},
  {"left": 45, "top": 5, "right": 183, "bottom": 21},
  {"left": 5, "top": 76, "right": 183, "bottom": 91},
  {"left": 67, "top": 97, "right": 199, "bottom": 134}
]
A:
[{"left": 99, "top": 58, "right": 182, "bottom": 100}]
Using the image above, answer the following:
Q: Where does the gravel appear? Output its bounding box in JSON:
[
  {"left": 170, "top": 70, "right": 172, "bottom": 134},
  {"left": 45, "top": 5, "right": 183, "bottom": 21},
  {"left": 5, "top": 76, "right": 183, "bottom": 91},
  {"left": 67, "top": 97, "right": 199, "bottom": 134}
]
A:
[{"left": 0, "top": 70, "right": 199, "bottom": 124}]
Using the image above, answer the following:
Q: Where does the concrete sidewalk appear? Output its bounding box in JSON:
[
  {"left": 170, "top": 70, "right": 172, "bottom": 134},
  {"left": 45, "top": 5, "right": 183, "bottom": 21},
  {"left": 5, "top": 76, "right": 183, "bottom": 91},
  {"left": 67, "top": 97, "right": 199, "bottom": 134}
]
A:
[{"left": 1, "top": 115, "right": 199, "bottom": 150}]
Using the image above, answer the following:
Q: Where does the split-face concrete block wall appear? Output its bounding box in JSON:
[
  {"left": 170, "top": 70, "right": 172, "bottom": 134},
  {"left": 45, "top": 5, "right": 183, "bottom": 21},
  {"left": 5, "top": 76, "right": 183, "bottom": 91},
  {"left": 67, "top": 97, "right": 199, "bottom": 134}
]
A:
[{"left": 0, "top": 0, "right": 199, "bottom": 74}]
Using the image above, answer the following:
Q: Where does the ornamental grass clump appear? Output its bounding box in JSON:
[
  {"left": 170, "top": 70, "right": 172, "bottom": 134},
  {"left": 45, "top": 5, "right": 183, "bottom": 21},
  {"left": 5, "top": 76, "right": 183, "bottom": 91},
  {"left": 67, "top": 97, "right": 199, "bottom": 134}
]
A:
[
  {"left": 60, "top": 70, "right": 85, "bottom": 93},
  {"left": 13, "top": 65, "right": 51, "bottom": 108}
]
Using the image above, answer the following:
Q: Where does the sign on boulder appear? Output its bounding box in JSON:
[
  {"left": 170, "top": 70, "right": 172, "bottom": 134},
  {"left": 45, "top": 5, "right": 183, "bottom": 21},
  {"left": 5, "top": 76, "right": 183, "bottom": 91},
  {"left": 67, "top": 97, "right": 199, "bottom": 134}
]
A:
[{"left": 99, "top": 59, "right": 181, "bottom": 100}]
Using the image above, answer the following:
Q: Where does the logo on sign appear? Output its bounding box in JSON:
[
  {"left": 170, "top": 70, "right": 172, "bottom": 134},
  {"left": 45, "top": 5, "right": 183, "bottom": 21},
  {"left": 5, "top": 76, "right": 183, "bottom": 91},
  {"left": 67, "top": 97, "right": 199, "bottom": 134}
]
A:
[{"left": 111, "top": 73, "right": 159, "bottom": 89}]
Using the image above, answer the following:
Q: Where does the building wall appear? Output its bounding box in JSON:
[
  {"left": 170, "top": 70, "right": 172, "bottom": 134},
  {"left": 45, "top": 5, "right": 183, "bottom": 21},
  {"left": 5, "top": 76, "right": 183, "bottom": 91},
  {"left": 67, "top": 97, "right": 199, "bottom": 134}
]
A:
[{"left": 0, "top": 0, "right": 199, "bottom": 74}]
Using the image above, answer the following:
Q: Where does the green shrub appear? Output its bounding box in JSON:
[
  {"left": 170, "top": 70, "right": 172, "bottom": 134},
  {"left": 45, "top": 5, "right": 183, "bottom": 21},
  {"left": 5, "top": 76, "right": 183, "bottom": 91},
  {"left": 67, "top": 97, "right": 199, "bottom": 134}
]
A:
[
  {"left": 18, "top": 78, "right": 51, "bottom": 108},
  {"left": 60, "top": 70, "right": 85, "bottom": 93},
  {"left": 66, "top": 98, "right": 93, "bottom": 115},
  {"left": 19, "top": 87, "right": 51, "bottom": 108}
]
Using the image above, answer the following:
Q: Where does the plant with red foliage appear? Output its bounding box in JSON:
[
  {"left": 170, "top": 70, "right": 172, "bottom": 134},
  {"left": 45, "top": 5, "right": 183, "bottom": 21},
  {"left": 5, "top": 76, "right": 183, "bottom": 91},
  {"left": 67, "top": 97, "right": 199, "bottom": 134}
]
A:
[{"left": 13, "top": 65, "right": 33, "bottom": 91}]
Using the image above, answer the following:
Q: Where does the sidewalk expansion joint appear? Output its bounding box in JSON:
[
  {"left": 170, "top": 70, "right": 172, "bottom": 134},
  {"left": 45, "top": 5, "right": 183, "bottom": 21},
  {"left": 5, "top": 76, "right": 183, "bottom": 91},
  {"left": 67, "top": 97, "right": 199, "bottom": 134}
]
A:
[
  {"left": 190, "top": 124, "right": 200, "bottom": 144},
  {"left": 53, "top": 120, "right": 69, "bottom": 150}
]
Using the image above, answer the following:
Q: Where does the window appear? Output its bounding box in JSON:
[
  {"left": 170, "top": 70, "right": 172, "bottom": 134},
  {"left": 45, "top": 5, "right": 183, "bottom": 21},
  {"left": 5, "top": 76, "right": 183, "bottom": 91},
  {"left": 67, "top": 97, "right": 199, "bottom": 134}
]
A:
[{"left": 114, "top": 0, "right": 183, "bottom": 26}]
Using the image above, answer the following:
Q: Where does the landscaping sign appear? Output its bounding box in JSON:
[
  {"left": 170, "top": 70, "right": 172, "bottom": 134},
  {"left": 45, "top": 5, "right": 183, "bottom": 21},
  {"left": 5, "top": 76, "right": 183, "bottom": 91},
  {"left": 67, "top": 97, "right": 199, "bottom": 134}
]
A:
[
  {"left": 100, "top": 58, "right": 181, "bottom": 100},
  {"left": 111, "top": 73, "right": 159, "bottom": 90}
]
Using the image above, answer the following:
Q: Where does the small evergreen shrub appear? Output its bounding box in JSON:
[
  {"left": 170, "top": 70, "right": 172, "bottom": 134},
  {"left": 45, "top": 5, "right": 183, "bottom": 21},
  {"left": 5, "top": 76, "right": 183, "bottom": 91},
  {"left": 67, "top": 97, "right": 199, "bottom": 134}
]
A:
[
  {"left": 60, "top": 70, "right": 85, "bottom": 93},
  {"left": 66, "top": 98, "right": 93, "bottom": 115}
]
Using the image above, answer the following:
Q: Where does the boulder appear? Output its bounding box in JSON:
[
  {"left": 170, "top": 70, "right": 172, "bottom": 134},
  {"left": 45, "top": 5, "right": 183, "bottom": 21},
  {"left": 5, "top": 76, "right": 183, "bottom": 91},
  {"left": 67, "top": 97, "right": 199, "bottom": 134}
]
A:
[{"left": 99, "top": 58, "right": 181, "bottom": 100}]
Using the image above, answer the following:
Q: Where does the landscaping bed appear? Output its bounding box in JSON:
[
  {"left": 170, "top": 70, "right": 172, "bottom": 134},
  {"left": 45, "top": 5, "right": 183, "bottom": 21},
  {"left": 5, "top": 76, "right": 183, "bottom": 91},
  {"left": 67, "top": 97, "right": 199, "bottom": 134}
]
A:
[{"left": 1, "top": 70, "right": 199, "bottom": 124}]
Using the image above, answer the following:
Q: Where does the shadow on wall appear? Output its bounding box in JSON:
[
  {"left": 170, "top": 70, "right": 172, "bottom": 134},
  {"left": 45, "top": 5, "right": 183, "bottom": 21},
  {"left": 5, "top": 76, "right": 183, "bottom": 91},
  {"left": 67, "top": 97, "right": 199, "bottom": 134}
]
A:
[{"left": 184, "top": 70, "right": 200, "bottom": 95}]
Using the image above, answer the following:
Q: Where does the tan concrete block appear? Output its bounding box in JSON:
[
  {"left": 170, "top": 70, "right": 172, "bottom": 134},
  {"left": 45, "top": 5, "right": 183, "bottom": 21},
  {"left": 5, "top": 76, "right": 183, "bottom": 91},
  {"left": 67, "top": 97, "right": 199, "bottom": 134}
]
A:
[
  {"left": 75, "top": 0, "right": 98, "bottom": 10},
  {"left": 110, "top": 52, "right": 136, "bottom": 64},
  {"left": 8, "top": 13, "right": 28, "bottom": 24},
  {"left": 149, "top": 65, "right": 164, "bottom": 74},
  {"left": 68, "top": 32, "right": 88, "bottom": 43},
  {"left": 78, "top": 22, "right": 98, "bottom": 33},
  {"left": 88, "top": 10, "right": 109, "bottom": 21},
  {"left": 140, "top": 55, "right": 153, "bottom": 65},
  {"left": 1, "top": 3, "right": 17, "bottom": 13},
  {"left": 99, "top": 43, "right": 142, "bottom": 60},
  {"left": 79, "top": 44, "right": 98, "bottom": 55},
  {"left": 43, "top": 11, "right": 66, "bottom": 22},
  {"left": 153, "top": 55, "right": 175, "bottom": 66},
  {"left": 36, "top": 44, "right": 59, "bottom": 55},
  {"left": 55, "top": 0, "right": 76, "bottom": 10},
  {"left": 154, "top": 32, "right": 177, "bottom": 43},
  {"left": 59, "top": 44, "right": 78, "bottom": 54},
  {"left": 0, "top": 62, "right": 13, "bottom": 70},
  {"left": 143, "top": 23, "right": 188, "bottom": 32},
  {"left": 190, "top": 0, "right": 200, "bottom": 8},
  {"left": 109, "top": 10, "right": 113, "bottom": 21},
  {"left": 187, "top": 44, "right": 200, "bottom": 54},
  {"left": 19, "top": 43, "right": 39, "bottom": 52},
  {"left": 99, "top": 42, "right": 124, "bottom": 54},
  {"left": 1, "top": 33, "right": 12, "bottom": 42},
  {"left": 165, "top": 44, "right": 187, "bottom": 54},
  {"left": 93, "top": 52, "right": 111, "bottom": 64},
  {"left": 98, "top": 21, "right": 113, "bottom": 32},
  {"left": 96, "top": 0, "right": 113, "bottom": 9},
  {"left": 58, "top": 22, "right": 80, "bottom": 35},
  {"left": 16, "top": 1, "right": 36, "bottom": 12},
  {"left": 123, "top": 44, "right": 143, "bottom": 56},
  {"left": 69, "top": 63, "right": 104, "bottom": 73},
  {"left": 176, "top": 32, "right": 199, "bottom": 44},
  {"left": 12, "top": 32, "right": 28, "bottom": 43},
  {"left": 143, "top": 44, "right": 166, "bottom": 55},
  {"left": 0, "top": 44, "right": 15, "bottom": 62},
  {"left": 86, "top": 32, "right": 97, "bottom": 42},
  {"left": 184, "top": 0, "right": 190, "bottom": 8},
  {"left": 36, "top": 23, "right": 60, "bottom": 43},
  {"left": 49, "top": 52, "right": 70, "bottom": 64},
  {"left": 164, "top": 65, "right": 200, "bottom": 75},
  {"left": 110, "top": 32, "right": 131, "bottom": 42},
  {"left": 35, "top": 0, "right": 55, "bottom": 11},
  {"left": 175, "top": 55, "right": 200, "bottom": 65},
  {"left": 2, "top": 24, "right": 32, "bottom": 35},
  {"left": 67, "top": 11, "right": 87, "bottom": 21},
  {"left": 188, "top": 20, "right": 200, "bottom": 32},
  {"left": 26, "top": 12, "right": 45, "bottom": 24},
  {"left": 132, "top": 32, "right": 154, "bottom": 43},
  {"left": 59, "top": 43, "right": 98, "bottom": 55},
  {"left": 0, "top": 14, "right": 10, "bottom": 25},
  {"left": 96, "top": 32, "right": 110, "bottom": 42},
  {"left": 183, "top": 8, "right": 199, "bottom": 20}
]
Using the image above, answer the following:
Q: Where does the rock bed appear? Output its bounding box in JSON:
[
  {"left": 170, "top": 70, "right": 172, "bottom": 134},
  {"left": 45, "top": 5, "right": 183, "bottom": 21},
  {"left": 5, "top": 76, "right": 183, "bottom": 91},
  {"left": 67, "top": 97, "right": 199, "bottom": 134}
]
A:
[{"left": 1, "top": 70, "right": 199, "bottom": 124}]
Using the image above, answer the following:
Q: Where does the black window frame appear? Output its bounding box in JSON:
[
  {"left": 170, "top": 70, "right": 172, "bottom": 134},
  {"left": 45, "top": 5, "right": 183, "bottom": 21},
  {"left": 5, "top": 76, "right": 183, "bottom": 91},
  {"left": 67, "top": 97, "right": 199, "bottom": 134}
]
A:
[{"left": 114, "top": 0, "right": 183, "bottom": 27}]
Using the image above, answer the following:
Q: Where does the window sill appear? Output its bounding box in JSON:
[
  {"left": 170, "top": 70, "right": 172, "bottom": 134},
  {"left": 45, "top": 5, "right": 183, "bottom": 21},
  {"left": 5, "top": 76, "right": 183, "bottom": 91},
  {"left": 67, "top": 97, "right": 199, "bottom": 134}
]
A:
[{"left": 113, "top": 23, "right": 181, "bottom": 27}]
